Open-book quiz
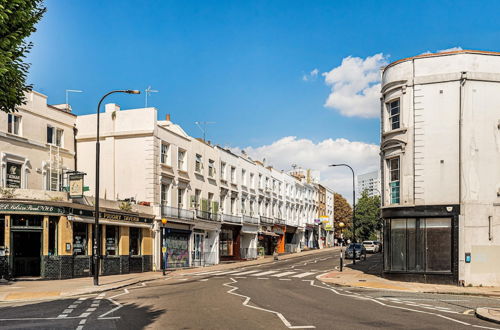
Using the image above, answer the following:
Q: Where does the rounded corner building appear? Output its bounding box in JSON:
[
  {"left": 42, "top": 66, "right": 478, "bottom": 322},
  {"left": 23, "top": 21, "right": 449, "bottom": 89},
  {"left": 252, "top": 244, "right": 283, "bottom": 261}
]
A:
[{"left": 380, "top": 50, "right": 500, "bottom": 286}]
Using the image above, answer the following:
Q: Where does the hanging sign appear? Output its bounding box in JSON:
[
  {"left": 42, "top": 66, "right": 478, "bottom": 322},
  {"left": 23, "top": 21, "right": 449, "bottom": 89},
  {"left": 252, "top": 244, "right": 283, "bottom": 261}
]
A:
[
  {"left": 69, "top": 173, "right": 85, "bottom": 199},
  {"left": 6, "top": 162, "right": 21, "bottom": 188}
]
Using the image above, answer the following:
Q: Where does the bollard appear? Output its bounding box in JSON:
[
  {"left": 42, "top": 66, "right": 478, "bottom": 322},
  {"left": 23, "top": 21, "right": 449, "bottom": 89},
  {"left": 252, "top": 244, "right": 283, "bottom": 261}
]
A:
[{"left": 339, "top": 249, "right": 343, "bottom": 272}]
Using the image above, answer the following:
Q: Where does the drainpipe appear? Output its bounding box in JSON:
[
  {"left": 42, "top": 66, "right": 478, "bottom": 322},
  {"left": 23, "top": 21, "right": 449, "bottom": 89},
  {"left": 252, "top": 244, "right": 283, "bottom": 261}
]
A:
[{"left": 73, "top": 124, "right": 78, "bottom": 171}]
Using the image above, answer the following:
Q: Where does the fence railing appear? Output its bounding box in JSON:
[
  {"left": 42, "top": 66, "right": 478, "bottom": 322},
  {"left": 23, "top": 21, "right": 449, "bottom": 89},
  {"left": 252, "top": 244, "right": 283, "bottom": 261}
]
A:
[
  {"left": 240, "top": 248, "right": 258, "bottom": 260},
  {"left": 260, "top": 215, "right": 274, "bottom": 224},
  {"left": 161, "top": 205, "right": 195, "bottom": 221},
  {"left": 242, "top": 215, "right": 259, "bottom": 225},
  {"left": 196, "top": 209, "right": 221, "bottom": 222},
  {"left": 222, "top": 214, "right": 242, "bottom": 224}
]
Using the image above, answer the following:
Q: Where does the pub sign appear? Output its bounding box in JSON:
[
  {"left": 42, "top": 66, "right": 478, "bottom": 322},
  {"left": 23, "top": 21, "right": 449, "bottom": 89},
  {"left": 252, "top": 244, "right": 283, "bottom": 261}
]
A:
[{"left": 6, "top": 162, "right": 21, "bottom": 188}]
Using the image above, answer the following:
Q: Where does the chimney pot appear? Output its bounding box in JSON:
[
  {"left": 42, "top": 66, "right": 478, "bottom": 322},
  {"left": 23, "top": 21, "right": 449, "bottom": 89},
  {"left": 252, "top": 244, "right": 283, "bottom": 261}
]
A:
[{"left": 166, "top": 114, "right": 171, "bottom": 121}]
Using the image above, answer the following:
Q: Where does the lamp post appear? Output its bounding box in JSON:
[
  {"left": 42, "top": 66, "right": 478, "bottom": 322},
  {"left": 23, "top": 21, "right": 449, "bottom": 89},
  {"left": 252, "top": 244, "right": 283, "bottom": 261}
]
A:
[
  {"left": 94, "top": 90, "right": 140, "bottom": 286},
  {"left": 330, "top": 163, "right": 356, "bottom": 265}
]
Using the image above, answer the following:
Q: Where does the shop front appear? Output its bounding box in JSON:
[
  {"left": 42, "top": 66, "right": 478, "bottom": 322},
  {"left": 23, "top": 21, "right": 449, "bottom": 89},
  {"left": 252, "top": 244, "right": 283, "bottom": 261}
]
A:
[
  {"left": 160, "top": 222, "right": 191, "bottom": 269},
  {"left": 240, "top": 224, "right": 258, "bottom": 260},
  {"left": 0, "top": 201, "right": 154, "bottom": 280},
  {"left": 219, "top": 223, "right": 241, "bottom": 261},
  {"left": 273, "top": 224, "right": 286, "bottom": 254},
  {"left": 258, "top": 225, "right": 278, "bottom": 256},
  {"left": 192, "top": 220, "right": 220, "bottom": 267}
]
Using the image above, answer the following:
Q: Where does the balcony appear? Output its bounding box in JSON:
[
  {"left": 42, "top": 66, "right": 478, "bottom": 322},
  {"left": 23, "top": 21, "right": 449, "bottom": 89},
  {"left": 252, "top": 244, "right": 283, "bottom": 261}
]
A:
[
  {"left": 242, "top": 215, "right": 259, "bottom": 225},
  {"left": 161, "top": 205, "right": 194, "bottom": 221},
  {"left": 196, "top": 209, "right": 221, "bottom": 222},
  {"left": 275, "top": 218, "right": 286, "bottom": 225},
  {"left": 259, "top": 215, "right": 274, "bottom": 225},
  {"left": 222, "top": 213, "right": 242, "bottom": 224}
]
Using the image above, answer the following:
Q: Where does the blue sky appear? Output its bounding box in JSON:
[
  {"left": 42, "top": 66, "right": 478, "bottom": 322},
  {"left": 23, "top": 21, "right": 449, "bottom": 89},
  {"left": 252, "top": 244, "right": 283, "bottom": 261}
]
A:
[{"left": 26, "top": 0, "right": 500, "bottom": 196}]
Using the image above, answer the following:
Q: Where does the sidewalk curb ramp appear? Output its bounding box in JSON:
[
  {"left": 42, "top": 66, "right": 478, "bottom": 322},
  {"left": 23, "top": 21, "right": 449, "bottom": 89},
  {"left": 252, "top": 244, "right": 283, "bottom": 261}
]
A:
[{"left": 475, "top": 307, "right": 500, "bottom": 325}]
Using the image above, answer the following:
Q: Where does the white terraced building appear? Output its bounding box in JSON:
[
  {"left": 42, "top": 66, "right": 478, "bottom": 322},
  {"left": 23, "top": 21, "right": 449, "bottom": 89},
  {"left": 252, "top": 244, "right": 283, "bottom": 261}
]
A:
[{"left": 76, "top": 104, "right": 330, "bottom": 270}]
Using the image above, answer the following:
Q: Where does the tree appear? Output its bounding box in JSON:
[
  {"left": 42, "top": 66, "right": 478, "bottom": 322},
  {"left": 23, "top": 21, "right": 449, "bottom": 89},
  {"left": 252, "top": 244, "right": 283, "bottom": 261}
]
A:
[
  {"left": 333, "top": 192, "right": 353, "bottom": 240},
  {"left": 354, "top": 190, "right": 381, "bottom": 241},
  {"left": 0, "top": 0, "right": 46, "bottom": 113}
]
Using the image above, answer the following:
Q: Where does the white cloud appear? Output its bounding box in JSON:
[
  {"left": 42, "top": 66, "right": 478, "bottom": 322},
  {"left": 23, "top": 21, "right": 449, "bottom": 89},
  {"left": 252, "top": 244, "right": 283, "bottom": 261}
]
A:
[
  {"left": 232, "top": 136, "right": 379, "bottom": 203},
  {"left": 322, "top": 53, "right": 388, "bottom": 118},
  {"left": 302, "top": 68, "right": 319, "bottom": 81},
  {"left": 421, "top": 46, "right": 463, "bottom": 55}
]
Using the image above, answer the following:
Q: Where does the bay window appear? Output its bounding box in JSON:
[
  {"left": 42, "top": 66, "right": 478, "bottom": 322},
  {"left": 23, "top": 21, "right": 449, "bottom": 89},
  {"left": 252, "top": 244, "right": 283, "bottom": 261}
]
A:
[{"left": 389, "top": 157, "right": 400, "bottom": 204}]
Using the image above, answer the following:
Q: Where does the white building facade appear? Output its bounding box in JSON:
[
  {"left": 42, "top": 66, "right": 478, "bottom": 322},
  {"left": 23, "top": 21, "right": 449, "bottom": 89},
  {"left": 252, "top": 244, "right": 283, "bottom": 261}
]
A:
[{"left": 381, "top": 50, "right": 500, "bottom": 286}]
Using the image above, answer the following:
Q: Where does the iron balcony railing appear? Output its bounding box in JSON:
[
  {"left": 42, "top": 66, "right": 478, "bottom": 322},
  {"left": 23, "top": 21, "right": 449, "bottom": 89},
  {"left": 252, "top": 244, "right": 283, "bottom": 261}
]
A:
[
  {"left": 196, "top": 209, "right": 221, "bottom": 222},
  {"left": 260, "top": 215, "right": 274, "bottom": 224},
  {"left": 161, "top": 205, "right": 195, "bottom": 221},
  {"left": 242, "top": 215, "right": 259, "bottom": 225},
  {"left": 222, "top": 214, "right": 242, "bottom": 224},
  {"left": 275, "top": 218, "right": 286, "bottom": 225}
]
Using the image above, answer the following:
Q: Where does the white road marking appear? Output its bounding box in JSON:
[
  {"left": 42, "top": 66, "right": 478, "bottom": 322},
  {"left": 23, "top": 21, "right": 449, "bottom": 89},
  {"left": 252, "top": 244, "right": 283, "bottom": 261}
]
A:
[
  {"left": 279, "top": 279, "right": 292, "bottom": 281},
  {"left": 223, "top": 278, "right": 316, "bottom": 329},
  {"left": 235, "top": 277, "right": 247, "bottom": 279},
  {"left": 292, "top": 272, "right": 316, "bottom": 278},
  {"left": 257, "top": 278, "right": 269, "bottom": 280},
  {"left": 198, "top": 279, "right": 209, "bottom": 282},
  {"left": 86, "top": 307, "right": 96, "bottom": 312},
  {"left": 190, "top": 270, "right": 223, "bottom": 276},
  {"left": 251, "top": 271, "right": 279, "bottom": 276},
  {"left": 272, "top": 272, "right": 297, "bottom": 278},
  {"left": 79, "top": 312, "right": 91, "bottom": 318},
  {"left": 214, "top": 270, "right": 243, "bottom": 275},
  {"left": 232, "top": 270, "right": 261, "bottom": 275}
]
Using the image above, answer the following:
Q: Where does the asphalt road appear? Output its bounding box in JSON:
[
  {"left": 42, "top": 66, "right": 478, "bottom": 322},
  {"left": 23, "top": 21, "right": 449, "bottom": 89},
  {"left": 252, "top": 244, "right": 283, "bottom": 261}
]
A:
[{"left": 1, "top": 250, "right": 499, "bottom": 329}]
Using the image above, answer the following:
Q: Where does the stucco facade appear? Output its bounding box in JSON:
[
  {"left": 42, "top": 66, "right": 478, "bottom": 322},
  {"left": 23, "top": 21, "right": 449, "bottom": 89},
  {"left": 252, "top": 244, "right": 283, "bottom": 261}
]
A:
[{"left": 381, "top": 50, "right": 500, "bottom": 286}]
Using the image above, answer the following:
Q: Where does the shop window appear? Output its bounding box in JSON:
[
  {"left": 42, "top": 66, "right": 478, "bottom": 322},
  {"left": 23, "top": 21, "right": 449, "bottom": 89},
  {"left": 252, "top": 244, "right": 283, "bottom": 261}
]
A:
[
  {"left": 129, "top": 227, "right": 141, "bottom": 256},
  {"left": 106, "top": 225, "right": 119, "bottom": 256},
  {"left": 425, "top": 218, "right": 451, "bottom": 272},
  {"left": 73, "top": 222, "right": 88, "bottom": 256},
  {"left": 0, "top": 217, "right": 4, "bottom": 248},
  {"left": 11, "top": 215, "right": 43, "bottom": 227},
  {"left": 48, "top": 216, "right": 58, "bottom": 256},
  {"left": 7, "top": 114, "right": 21, "bottom": 135},
  {"left": 219, "top": 229, "right": 234, "bottom": 257}
]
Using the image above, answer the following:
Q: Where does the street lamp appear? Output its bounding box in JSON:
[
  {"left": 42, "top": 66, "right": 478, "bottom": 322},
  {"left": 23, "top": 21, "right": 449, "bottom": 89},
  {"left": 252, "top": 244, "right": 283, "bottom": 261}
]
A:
[
  {"left": 94, "top": 90, "right": 140, "bottom": 286},
  {"left": 329, "top": 163, "right": 356, "bottom": 265}
]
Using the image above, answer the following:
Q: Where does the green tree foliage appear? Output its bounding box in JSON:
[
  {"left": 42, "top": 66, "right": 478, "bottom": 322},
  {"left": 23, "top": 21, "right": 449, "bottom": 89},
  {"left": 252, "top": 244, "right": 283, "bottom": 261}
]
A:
[
  {"left": 354, "top": 190, "right": 381, "bottom": 241},
  {"left": 333, "top": 192, "right": 353, "bottom": 240},
  {"left": 0, "top": 0, "right": 46, "bottom": 113}
]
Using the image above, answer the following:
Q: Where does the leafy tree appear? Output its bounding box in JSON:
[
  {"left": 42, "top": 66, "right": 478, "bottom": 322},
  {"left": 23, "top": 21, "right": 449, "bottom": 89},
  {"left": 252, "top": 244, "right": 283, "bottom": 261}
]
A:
[
  {"left": 354, "top": 190, "right": 381, "bottom": 241},
  {"left": 0, "top": 0, "right": 46, "bottom": 113},
  {"left": 333, "top": 192, "right": 353, "bottom": 240}
]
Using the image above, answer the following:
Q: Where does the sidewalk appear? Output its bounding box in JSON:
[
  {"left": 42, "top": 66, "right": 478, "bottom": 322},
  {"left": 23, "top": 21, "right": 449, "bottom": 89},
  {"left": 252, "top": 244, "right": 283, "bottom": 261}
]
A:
[
  {"left": 318, "top": 253, "right": 500, "bottom": 324},
  {"left": 0, "top": 247, "right": 338, "bottom": 303}
]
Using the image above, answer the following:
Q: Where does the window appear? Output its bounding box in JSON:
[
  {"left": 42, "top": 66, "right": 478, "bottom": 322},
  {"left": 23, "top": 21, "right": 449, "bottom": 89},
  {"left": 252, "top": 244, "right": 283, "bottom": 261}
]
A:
[
  {"left": 161, "top": 183, "right": 169, "bottom": 205},
  {"left": 241, "top": 198, "right": 246, "bottom": 215},
  {"left": 7, "top": 114, "right": 21, "bottom": 135},
  {"left": 220, "top": 162, "right": 227, "bottom": 181},
  {"left": 219, "top": 228, "right": 234, "bottom": 257},
  {"left": 230, "top": 197, "right": 236, "bottom": 214},
  {"left": 73, "top": 222, "right": 88, "bottom": 256},
  {"left": 230, "top": 166, "right": 236, "bottom": 183},
  {"left": 105, "top": 225, "right": 119, "bottom": 256},
  {"left": 161, "top": 143, "right": 169, "bottom": 164},
  {"left": 177, "top": 188, "right": 184, "bottom": 208},
  {"left": 389, "top": 158, "right": 400, "bottom": 204},
  {"left": 45, "top": 170, "right": 63, "bottom": 191},
  {"left": 0, "top": 217, "right": 4, "bottom": 248},
  {"left": 194, "top": 189, "right": 201, "bottom": 209},
  {"left": 195, "top": 154, "right": 203, "bottom": 173},
  {"left": 178, "top": 149, "right": 186, "bottom": 170},
  {"left": 250, "top": 173, "right": 254, "bottom": 188},
  {"left": 258, "top": 174, "right": 263, "bottom": 189},
  {"left": 242, "top": 169, "right": 246, "bottom": 186},
  {"left": 208, "top": 159, "right": 215, "bottom": 177},
  {"left": 47, "top": 126, "right": 63, "bottom": 146},
  {"left": 129, "top": 227, "right": 141, "bottom": 256},
  {"left": 388, "top": 99, "right": 400, "bottom": 130},
  {"left": 48, "top": 216, "right": 58, "bottom": 256}
]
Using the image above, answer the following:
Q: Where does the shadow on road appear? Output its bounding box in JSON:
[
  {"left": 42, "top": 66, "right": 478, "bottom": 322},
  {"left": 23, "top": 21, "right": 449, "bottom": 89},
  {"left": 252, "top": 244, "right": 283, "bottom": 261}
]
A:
[{"left": 345, "top": 253, "right": 383, "bottom": 276}]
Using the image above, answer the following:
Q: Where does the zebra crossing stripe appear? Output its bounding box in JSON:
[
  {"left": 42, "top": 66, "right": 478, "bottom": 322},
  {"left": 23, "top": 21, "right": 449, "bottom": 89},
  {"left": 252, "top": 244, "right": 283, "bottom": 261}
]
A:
[
  {"left": 191, "top": 270, "right": 223, "bottom": 276},
  {"left": 232, "top": 270, "right": 261, "bottom": 275},
  {"left": 213, "top": 270, "right": 242, "bottom": 275},
  {"left": 292, "top": 272, "right": 316, "bottom": 278},
  {"left": 250, "top": 271, "right": 279, "bottom": 276},
  {"left": 272, "top": 271, "right": 296, "bottom": 277}
]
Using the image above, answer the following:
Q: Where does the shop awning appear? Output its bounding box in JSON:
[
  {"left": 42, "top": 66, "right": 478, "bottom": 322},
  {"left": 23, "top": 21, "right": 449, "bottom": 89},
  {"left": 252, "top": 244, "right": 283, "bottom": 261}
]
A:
[
  {"left": 68, "top": 216, "right": 152, "bottom": 229},
  {"left": 259, "top": 231, "right": 279, "bottom": 237}
]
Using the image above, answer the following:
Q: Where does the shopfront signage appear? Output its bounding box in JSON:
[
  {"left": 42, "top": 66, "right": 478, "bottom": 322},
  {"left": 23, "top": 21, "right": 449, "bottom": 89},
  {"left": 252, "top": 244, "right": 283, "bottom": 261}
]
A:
[
  {"left": 325, "top": 224, "right": 333, "bottom": 231},
  {"left": 314, "top": 219, "right": 321, "bottom": 224},
  {"left": 273, "top": 226, "right": 284, "bottom": 235},
  {"left": 95, "top": 211, "right": 153, "bottom": 224},
  {"left": 0, "top": 203, "right": 64, "bottom": 214},
  {"left": 69, "top": 173, "right": 85, "bottom": 199},
  {"left": 6, "top": 162, "right": 21, "bottom": 188}
]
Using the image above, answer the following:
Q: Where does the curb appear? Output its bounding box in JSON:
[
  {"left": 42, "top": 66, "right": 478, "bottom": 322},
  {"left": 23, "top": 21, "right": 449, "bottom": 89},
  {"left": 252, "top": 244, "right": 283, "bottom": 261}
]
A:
[{"left": 475, "top": 308, "right": 500, "bottom": 325}]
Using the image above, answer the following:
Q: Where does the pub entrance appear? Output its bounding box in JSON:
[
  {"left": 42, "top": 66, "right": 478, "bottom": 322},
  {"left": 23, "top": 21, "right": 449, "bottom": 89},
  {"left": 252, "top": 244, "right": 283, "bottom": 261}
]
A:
[{"left": 12, "top": 231, "right": 41, "bottom": 277}]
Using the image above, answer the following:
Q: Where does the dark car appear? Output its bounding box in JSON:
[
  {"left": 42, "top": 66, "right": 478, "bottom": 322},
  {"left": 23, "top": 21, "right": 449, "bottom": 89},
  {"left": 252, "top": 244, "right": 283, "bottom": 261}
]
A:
[{"left": 345, "top": 243, "right": 367, "bottom": 260}]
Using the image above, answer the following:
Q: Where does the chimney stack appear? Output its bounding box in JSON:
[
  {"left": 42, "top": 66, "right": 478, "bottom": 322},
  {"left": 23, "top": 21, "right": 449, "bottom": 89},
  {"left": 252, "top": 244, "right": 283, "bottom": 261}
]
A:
[{"left": 166, "top": 114, "right": 171, "bottom": 121}]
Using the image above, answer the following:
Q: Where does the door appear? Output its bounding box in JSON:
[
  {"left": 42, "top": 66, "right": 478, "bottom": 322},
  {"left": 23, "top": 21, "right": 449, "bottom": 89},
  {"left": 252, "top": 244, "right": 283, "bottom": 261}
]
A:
[
  {"left": 12, "top": 231, "right": 41, "bottom": 277},
  {"left": 193, "top": 233, "right": 204, "bottom": 266}
]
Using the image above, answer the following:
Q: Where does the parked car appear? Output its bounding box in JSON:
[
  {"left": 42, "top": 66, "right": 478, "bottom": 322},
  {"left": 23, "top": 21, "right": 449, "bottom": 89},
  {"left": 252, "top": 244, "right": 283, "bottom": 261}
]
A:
[
  {"left": 373, "top": 240, "right": 382, "bottom": 252},
  {"left": 362, "top": 240, "right": 379, "bottom": 253},
  {"left": 345, "top": 243, "right": 367, "bottom": 260}
]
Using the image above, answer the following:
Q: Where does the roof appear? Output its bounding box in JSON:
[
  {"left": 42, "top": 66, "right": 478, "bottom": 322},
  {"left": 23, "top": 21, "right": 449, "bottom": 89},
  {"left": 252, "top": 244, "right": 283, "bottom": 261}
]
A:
[{"left": 384, "top": 49, "right": 500, "bottom": 72}]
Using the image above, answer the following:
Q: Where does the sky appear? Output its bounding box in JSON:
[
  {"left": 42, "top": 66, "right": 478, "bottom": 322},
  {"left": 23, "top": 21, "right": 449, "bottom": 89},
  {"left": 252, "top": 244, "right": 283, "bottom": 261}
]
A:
[{"left": 27, "top": 0, "right": 500, "bottom": 200}]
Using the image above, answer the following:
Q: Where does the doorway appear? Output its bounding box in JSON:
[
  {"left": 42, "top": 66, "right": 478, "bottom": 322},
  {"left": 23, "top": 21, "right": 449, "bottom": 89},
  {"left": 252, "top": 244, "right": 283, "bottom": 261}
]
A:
[
  {"left": 12, "top": 231, "right": 41, "bottom": 277},
  {"left": 193, "top": 233, "right": 204, "bottom": 267}
]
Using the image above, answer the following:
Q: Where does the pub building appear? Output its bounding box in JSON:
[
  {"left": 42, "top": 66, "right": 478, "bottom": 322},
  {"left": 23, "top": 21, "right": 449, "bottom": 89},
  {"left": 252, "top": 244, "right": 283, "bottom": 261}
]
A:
[{"left": 0, "top": 200, "right": 154, "bottom": 280}]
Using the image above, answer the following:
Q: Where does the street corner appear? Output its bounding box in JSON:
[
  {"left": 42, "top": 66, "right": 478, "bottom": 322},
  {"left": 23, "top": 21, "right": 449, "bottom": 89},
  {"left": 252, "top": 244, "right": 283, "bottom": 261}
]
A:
[{"left": 475, "top": 307, "right": 500, "bottom": 325}]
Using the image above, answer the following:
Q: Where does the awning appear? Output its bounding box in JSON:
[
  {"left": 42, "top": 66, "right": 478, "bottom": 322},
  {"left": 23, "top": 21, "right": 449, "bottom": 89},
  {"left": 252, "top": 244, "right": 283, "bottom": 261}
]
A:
[
  {"left": 241, "top": 230, "right": 258, "bottom": 235},
  {"left": 259, "top": 231, "right": 279, "bottom": 237},
  {"left": 68, "top": 216, "right": 152, "bottom": 229}
]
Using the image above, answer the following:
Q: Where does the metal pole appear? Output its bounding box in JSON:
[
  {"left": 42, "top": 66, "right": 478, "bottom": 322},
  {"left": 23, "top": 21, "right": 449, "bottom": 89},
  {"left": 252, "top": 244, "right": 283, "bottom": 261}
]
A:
[{"left": 350, "top": 165, "right": 356, "bottom": 265}]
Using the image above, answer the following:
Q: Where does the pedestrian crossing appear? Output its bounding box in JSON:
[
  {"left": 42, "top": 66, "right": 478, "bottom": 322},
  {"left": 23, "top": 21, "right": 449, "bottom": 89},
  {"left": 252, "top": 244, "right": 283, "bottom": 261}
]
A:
[{"left": 183, "top": 269, "right": 318, "bottom": 280}]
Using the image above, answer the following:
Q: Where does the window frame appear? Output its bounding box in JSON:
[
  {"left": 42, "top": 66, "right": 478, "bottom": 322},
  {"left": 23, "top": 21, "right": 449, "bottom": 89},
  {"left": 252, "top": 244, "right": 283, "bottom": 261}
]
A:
[
  {"left": 161, "top": 143, "right": 170, "bottom": 165},
  {"left": 177, "top": 149, "right": 186, "bottom": 171},
  {"left": 387, "top": 99, "right": 401, "bottom": 131},
  {"left": 208, "top": 159, "right": 215, "bottom": 177},
  {"left": 129, "top": 227, "right": 142, "bottom": 256},
  {"left": 195, "top": 154, "right": 203, "bottom": 173},
  {"left": 8, "top": 114, "right": 21, "bottom": 136},
  {"left": 388, "top": 157, "right": 400, "bottom": 204}
]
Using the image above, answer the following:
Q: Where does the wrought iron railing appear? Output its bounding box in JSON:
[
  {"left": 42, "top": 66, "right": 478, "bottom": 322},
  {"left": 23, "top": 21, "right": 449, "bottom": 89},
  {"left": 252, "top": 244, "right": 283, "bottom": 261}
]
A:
[
  {"left": 222, "top": 214, "right": 242, "bottom": 224},
  {"left": 161, "top": 205, "right": 195, "bottom": 220},
  {"left": 242, "top": 215, "right": 259, "bottom": 225},
  {"left": 260, "top": 215, "right": 274, "bottom": 224},
  {"left": 196, "top": 209, "right": 221, "bottom": 222}
]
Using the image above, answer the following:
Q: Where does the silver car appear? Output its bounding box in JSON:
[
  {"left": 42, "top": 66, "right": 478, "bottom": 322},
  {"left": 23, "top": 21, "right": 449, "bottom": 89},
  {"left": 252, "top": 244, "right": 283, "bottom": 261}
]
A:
[{"left": 362, "top": 240, "right": 379, "bottom": 253}]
